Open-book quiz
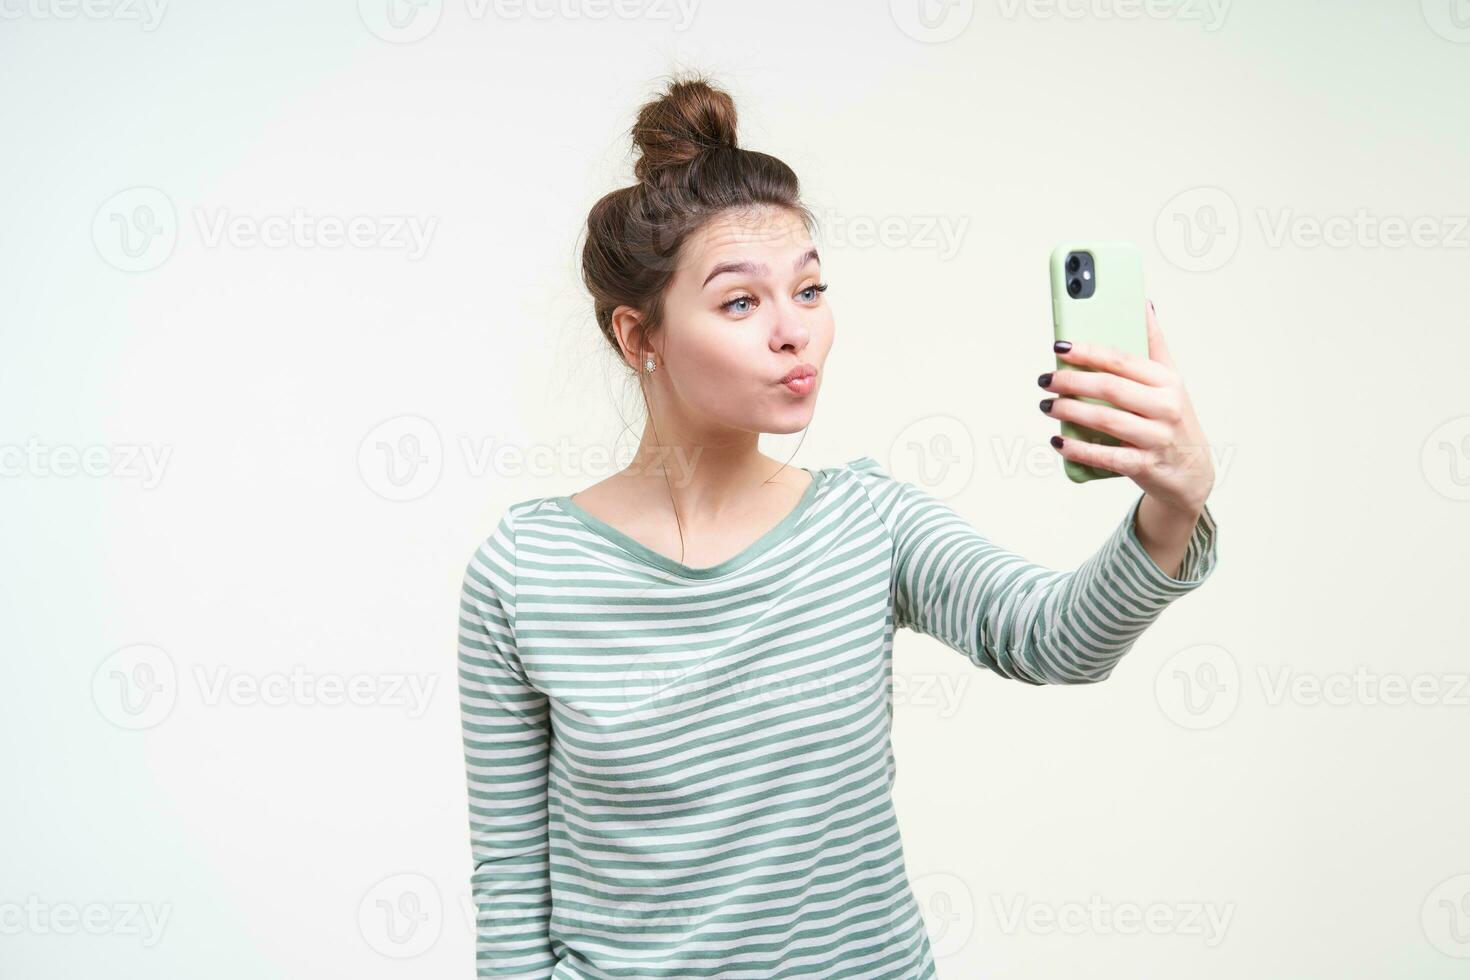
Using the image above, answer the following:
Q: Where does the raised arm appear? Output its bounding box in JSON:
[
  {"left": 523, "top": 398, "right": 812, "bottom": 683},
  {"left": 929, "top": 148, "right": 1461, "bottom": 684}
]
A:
[
  {"left": 850, "top": 457, "right": 1219, "bottom": 685},
  {"left": 457, "top": 510, "right": 558, "bottom": 977}
]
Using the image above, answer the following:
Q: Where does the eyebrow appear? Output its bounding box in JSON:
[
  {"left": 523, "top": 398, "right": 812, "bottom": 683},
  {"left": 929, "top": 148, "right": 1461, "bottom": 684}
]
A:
[{"left": 701, "top": 247, "right": 821, "bottom": 288}]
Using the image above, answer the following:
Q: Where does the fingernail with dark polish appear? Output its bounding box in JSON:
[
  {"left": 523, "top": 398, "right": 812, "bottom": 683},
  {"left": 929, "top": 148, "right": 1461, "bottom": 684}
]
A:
[
  {"left": 1039, "top": 398, "right": 1054, "bottom": 413},
  {"left": 1053, "top": 340, "right": 1072, "bottom": 353},
  {"left": 1037, "top": 372, "right": 1053, "bottom": 388},
  {"left": 1050, "top": 435, "right": 1064, "bottom": 450}
]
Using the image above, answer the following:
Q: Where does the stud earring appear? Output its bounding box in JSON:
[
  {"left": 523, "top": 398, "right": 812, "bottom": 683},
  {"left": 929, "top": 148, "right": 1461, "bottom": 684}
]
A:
[{"left": 644, "top": 355, "right": 656, "bottom": 373}]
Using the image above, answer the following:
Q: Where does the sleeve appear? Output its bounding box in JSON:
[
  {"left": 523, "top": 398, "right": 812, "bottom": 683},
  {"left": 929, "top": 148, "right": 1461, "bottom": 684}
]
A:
[
  {"left": 848, "top": 456, "right": 1220, "bottom": 686},
  {"left": 457, "top": 509, "right": 558, "bottom": 977}
]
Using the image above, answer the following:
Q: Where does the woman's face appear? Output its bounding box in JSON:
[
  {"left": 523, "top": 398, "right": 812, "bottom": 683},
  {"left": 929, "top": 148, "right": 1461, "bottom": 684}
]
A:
[{"left": 638, "top": 205, "right": 833, "bottom": 437}]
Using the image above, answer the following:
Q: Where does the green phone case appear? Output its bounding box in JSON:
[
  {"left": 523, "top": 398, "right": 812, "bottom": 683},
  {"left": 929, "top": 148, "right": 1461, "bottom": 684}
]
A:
[{"left": 1048, "top": 242, "right": 1147, "bottom": 484}]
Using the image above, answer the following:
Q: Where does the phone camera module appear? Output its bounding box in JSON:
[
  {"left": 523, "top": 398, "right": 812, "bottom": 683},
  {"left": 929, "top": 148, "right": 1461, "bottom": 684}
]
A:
[{"left": 1063, "top": 251, "right": 1096, "bottom": 299}]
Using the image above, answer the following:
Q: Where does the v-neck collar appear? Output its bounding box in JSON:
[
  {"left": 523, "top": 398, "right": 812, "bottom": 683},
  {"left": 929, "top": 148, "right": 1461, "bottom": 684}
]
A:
[{"left": 552, "top": 467, "right": 824, "bottom": 579}]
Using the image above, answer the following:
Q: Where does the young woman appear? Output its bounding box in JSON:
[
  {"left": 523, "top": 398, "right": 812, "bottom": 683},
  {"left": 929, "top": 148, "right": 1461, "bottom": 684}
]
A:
[{"left": 457, "top": 74, "right": 1219, "bottom": 979}]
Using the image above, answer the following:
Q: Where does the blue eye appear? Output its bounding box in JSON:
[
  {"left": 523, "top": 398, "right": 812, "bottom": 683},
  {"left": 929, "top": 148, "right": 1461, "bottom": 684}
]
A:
[{"left": 720, "top": 282, "right": 827, "bottom": 315}]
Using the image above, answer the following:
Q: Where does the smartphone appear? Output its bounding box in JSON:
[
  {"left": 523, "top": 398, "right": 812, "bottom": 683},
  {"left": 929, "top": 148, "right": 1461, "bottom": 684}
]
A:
[{"left": 1048, "top": 242, "right": 1148, "bottom": 484}]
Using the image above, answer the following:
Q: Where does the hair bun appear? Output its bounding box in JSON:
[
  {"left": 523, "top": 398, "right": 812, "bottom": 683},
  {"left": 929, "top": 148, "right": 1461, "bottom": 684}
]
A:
[{"left": 631, "top": 76, "right": 739, "bottom": 184}]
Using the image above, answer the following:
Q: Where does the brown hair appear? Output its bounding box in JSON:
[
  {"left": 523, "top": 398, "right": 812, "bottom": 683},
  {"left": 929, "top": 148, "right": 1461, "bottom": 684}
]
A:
[{"left": 580, "top": 73, "right": 816, "bottom": 370}]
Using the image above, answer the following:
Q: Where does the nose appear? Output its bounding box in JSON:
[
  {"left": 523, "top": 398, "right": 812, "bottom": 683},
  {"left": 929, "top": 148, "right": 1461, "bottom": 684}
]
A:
[{"left": 770, "top": 303, "right": 810, "bottom": 354}]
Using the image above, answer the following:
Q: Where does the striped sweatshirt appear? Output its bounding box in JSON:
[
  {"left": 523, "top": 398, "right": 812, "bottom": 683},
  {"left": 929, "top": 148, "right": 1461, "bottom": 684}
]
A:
[{"left": 457, "top": 455, "right": 1219, "bottom": 978}]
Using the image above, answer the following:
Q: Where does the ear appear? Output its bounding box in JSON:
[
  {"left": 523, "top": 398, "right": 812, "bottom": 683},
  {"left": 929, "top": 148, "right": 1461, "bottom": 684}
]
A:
[{"left": 611, "top": 305, "right": 651, "bottom": 371}]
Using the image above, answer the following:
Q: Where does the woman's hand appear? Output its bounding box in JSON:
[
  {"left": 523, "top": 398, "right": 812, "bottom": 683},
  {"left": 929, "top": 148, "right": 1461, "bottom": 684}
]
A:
[{"left": 1038, "top": 299, "right": 1215, "bottom": 523}]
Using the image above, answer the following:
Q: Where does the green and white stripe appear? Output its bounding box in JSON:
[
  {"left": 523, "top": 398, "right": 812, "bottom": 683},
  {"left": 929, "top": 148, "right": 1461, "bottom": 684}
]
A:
[{"left": 458, "top": 455, "right": 1219, "bottom": 978}]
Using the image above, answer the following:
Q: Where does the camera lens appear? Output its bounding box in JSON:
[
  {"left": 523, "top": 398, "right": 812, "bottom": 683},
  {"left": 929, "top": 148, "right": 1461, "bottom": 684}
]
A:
[
  {"left": 1067, "top": 278, "right": 1081, "bottom": 296},
  {"left": 1066, "top": 255, "right": 1081, "bottom": 273}
]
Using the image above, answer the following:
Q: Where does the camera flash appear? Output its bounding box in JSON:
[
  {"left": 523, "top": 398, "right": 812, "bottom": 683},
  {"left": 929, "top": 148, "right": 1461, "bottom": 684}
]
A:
[{"left": 1082, "top": 270, "right": 1091, "bottom": 280}]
